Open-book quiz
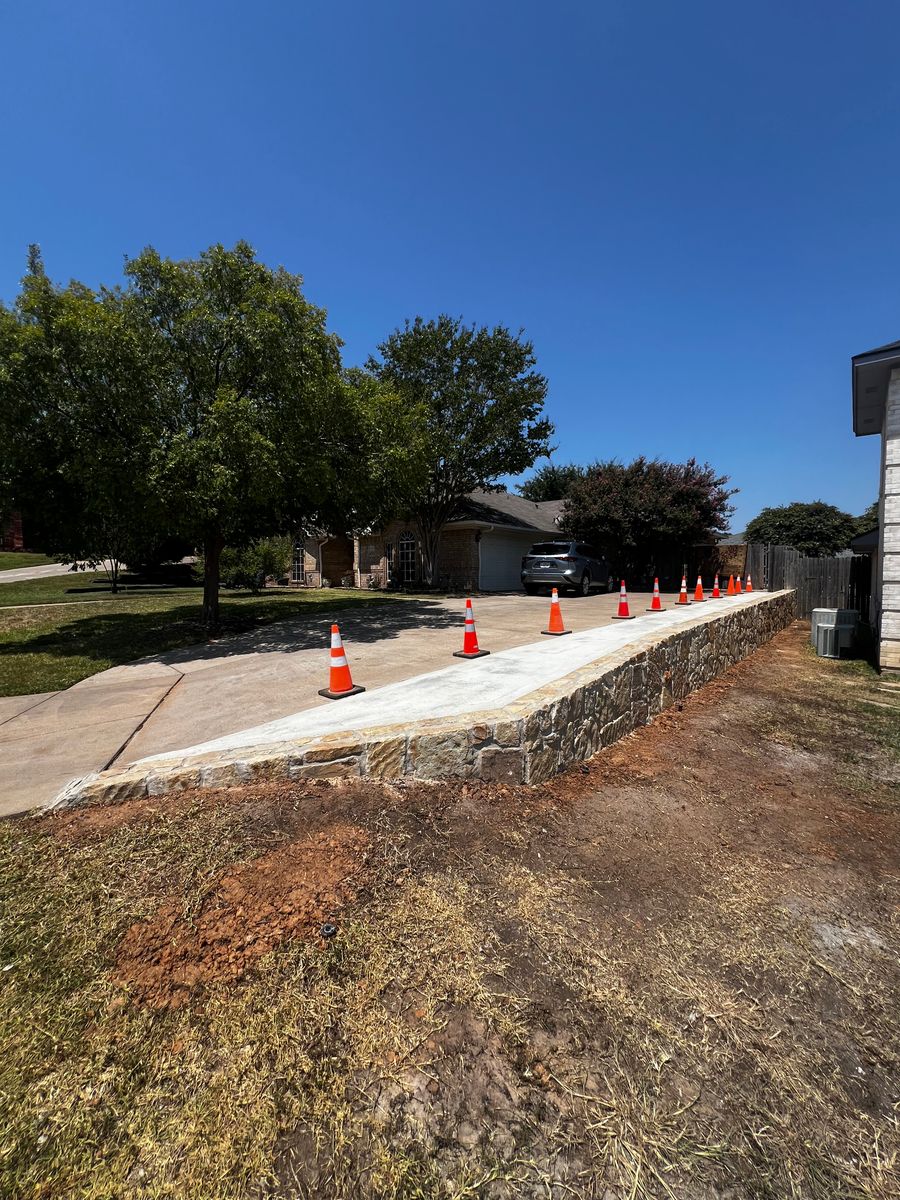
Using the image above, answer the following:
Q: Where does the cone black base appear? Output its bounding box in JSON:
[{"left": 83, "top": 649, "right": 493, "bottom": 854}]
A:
[
  {"left": 611, "top": 614, "right": 636, "bottom": 620},
  {"left": 646, "top": 606, "right": 667, "bottom": 612},
  {"left": 541, "top": 629, "right": 572, "bottom": 636},
  {"left": 452, "top": 649, "right": 490, "bottom": 659},
  {"left": 318, "top": 684, "right": 366, "bottom": 700}
]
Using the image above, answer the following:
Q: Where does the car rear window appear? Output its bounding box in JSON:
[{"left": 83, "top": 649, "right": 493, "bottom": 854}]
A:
[{"left": 529, "top": 543, "right": 569, "bottom": 555}]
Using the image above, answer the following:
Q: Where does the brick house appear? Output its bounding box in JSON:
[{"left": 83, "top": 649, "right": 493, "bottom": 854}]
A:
[
  {"left": 289, "top": 534, "right": 354, "bottom": 587},
  {"left": 1, "top": 512, "right": 24, "bottom": 551},
  {"left": 353, "top": 490, "right": 564, "bottom": 592},
  {"left": 852, "top": 339, "right": 900, "bottom": 670}
]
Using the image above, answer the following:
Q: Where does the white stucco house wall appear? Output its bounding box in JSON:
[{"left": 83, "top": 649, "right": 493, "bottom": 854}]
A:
[{"left": 852, "top": 339, "right": 900, "bottom": 671}]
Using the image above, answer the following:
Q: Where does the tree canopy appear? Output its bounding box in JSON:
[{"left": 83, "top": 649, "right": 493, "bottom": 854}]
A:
[
  {"left": 1, "top": 243, "right": 425, "bottom": 627},
  {"left": 367, "top": 314, "right": 553, "bottom": 584},
  {"left": 744, "top": 501, "right": 857, "bottom": 557},
  {"left": 561, "top": 457, "right": 734, "bottom": 584},
  {"left": 517, "top": 462, "right": 585, "bottom": 502},
  {"left": 0, "top": 248, "right": 164, "bottom": 591}
]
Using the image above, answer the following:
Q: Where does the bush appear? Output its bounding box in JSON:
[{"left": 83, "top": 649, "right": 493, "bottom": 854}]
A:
[{"left": 199, "top": 536, "right": 293, "bottom": 593}]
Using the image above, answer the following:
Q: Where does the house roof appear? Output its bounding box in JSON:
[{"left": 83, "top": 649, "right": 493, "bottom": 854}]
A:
[
  {"left": 851, "top": 339, "right": 900, "bottom": 436},
  {"left": 850, "top": 526, "right": 879, "bottom": 552},
  {"left": 448, "top": 489, "right": 564, "bottom": 533}
]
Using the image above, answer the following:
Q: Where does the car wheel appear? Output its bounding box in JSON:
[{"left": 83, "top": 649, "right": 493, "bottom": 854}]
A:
[{"left": 579, "top": 572, "right": 590, "bottom": 597}]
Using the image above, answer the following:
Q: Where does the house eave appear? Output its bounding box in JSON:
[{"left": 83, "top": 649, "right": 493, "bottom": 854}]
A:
[{"left": 852, "top": 344, "right": 900, "bottom": 436}]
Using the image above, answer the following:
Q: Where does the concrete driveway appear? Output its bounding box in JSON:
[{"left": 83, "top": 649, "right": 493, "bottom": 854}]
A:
[{"left": 0, "top": 589, "right": 675, "bottom": 816}]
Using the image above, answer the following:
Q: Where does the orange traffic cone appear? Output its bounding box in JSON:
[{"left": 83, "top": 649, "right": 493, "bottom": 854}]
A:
[
  {"left": 318, "top": 624, "right": 366, "bottom": 699},
  {"left": 726, "top": 574, "right": 736, "bottom": 596},
  {"left": 675, "top": 574, "right": 691, "bottom": 605},
  {"left": 453, "top": 598, "right": 490, "bottom": 659},
  {"left": 693, "top": 574, "right": 706, "bottom": 602},
  {"left": 746, "top": 572, "right": 754, "bottom": 593},
  {"left": 646, "top": 577, "right": 666, "bottom": 612},
  {"left": 710, "top": 573, "right": 721, "bottom": 599},
  {"left": 735, "top": 574, "right": 743, "bottom": 594},
  {"left": 541, "top": 587, "right": 572, "bottom": 636},
  {"left": 612, "top": 579, "right": 635, "bottom": 620}
]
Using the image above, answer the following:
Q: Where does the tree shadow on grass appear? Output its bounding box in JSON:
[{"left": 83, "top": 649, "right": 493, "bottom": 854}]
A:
[{"left": 0, "top": 596, "right": 463, "bottom": 676}]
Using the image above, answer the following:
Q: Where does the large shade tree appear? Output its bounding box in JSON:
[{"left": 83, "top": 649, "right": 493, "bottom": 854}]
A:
[
  {"left": 0, "top": 248, "right": 164, "bottom": 592},
  {"left": 127, "top": 242, "right": 424, "bottom": 628},
  {"left": 562, "top": 457, "right": 735, "bottom": 583},
  {"left": 744, "top": 501, "right": 857, "bottom": 557},
  {"left": 367, "top": 314, "right": 553, "bottom": 584}
]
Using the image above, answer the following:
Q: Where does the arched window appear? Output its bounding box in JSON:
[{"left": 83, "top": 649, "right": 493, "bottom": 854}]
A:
[{"left": 398, "top": 531, "right": 417, "bottom": 583}]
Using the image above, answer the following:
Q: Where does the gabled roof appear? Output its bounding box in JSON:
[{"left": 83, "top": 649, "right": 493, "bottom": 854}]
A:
[
  {"left": 851, "top": 339, "right": 900, "bottom": 436},
  {"left": 449, "top": 489, "right": 564, "bottom": 533}
]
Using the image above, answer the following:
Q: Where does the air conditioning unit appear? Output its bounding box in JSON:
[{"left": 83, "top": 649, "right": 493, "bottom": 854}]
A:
[
  {"left": 815, "top": 624, "right": 840, "bottom": 659},
  {"left": 811, "top": 608, "right": 858, "bottom": 648}
]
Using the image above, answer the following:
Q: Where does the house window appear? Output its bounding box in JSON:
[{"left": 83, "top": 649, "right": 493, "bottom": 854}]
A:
[
  {"left": 398, "top": 531, "right": 417, "bottom": 583},
  {"left": 291, "top": 541, "right": 305, "bottom": 584},
  {"left": 385, "top": 541, "right": 394, "bottom": 584}
]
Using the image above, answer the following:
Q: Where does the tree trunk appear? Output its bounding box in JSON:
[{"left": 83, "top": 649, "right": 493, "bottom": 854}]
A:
[
  {"left": 417, "top": 518, "right": 443, "bottom": 588},
  {"left": 202, "top": 525, "right": 224, "bottom": 634},
  {"left": 109, "top": 557, "right": 119, "bottom": 594}
]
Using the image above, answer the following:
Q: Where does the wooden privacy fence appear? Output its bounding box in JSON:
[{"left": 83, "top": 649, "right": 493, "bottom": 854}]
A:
[{"left": 744, "top": 544, "right": 872, "bottom": 621}]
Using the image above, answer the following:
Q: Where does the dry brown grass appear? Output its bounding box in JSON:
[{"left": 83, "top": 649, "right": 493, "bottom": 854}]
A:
[{"left": 1, "top": 625, "right": 898, "bottom": 1198}]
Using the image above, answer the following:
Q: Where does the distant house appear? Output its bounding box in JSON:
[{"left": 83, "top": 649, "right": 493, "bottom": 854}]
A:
[
  {"left": 851, "top": 339, "right": 900, "bottom": 671},
  {"left": 354, "top": 490, "right": 564, "bottom": 592},
  {"left": 1, "top": 512, "right": 24, "bottom": 551}
]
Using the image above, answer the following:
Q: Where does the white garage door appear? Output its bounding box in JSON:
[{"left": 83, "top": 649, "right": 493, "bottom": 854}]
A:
[{"left": 479, "top": 530, "right": 539, "bottom": 591}]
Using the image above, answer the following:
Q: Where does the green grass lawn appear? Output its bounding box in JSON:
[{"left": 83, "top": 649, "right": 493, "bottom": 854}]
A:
[
  {"left": 0, "top": 551, "right": 59, "bottom": 572},
  {"left": 0, "top": 578, "right": 406, "bottom": 696}
]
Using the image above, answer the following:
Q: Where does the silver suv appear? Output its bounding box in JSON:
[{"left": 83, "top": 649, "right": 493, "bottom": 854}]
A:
[{"left": 521, "top": 541, "right": 611, "bottom": 597}]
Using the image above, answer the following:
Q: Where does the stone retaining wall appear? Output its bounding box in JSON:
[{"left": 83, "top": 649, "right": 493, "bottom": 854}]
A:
[{"left": 51, "top": 591, "right": 795, "bottom": 811}]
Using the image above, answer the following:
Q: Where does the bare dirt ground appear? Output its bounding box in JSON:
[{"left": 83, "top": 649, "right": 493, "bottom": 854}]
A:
[{"left": 1, "top": 622, "right": 898, "bottom": 1199}]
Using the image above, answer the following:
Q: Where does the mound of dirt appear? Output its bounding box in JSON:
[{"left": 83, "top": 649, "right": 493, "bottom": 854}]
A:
[{"left": 113, "top": 823, "right": 369, "bottom": 1008}]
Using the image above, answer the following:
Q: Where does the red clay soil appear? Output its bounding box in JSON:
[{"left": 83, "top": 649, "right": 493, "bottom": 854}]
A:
[{"left": 113, "top": 824, "right": 369, "bottom": 1009}]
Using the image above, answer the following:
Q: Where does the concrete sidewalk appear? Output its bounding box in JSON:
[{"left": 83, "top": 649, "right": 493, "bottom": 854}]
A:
[
  {"left": 1, "top": 589, "right": 678, "bottom": 816},
  {"left": 0, "top": 562, "right": 71, "bottom": 585}
]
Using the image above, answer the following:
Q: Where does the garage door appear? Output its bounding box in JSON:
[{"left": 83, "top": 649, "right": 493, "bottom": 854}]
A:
[{"left": 478, "top": 530, "right": 538, "bottom": 591}]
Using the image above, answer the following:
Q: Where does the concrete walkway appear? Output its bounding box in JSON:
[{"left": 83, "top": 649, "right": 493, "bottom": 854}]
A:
[
  {"left": 141, "top": 592, "right": 767, "bottom": 764},
  {"left": 1, "top": 588, "right": 689, "bottom": 816},
  {"left": 0, "top": 562, "right": 71, "bottom": 584}
]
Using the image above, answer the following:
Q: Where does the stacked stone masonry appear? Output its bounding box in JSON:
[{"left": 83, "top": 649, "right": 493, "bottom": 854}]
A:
[{"left": 52, "top": 592, "right": 795, "bottom": 811}]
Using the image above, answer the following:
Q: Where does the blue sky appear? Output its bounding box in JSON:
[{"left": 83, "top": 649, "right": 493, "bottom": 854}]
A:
[{"left": 2, "top": 1, "right": 897, "bottom": 531}]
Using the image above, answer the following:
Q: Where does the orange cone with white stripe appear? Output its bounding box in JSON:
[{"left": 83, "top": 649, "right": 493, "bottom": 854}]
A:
[
  {"left": 318, "top": 624, "right": 366, "bottom": 699},
  {"left": 735, "top": 574, "right": 743, "bottom": 594},
  {"left": 726, "top": 574, "right": 736, "bottom": 596},
  {"left": 675, "top": 574, "right": 691, "bottom": 605},
  {"left": 710, "top": 574, "right": 721, "bottom": 599},
  {"left": 612, "top": 579, "right": 635, "bottom": 620},
  {"left": 693, "top": 574, "right": 706, "bottom": 602},
  {"left": 541, "top": 587, "right": 572, "bottom": 636},
  {"left": 646, "top": 577, "right": 665, "bottom": 612},
  {"left": 453, "top": 598, "right": 490, "bottom": 658},
  {"left": 746, "top": 572, "right": 753, "bottom": 593}
]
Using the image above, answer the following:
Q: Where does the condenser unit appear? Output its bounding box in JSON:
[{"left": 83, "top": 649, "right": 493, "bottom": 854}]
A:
[
  {"left": 815, "top": 624, "right": 840, "bottom": 659},
  {"left": 811, "top": 608, "right": 858, "bottom": 650}
]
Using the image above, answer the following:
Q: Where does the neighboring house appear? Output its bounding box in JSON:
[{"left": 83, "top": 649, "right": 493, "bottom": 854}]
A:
[
  {"left": 289, "top": 534, "right": 354, "bottom": 587},
  {"left": 851, "top": 339, "right": 900, "bottom": 670},
  {"left": 1, "top": 512, "right": 24, "bottom": 551},
  {"left": 354, "top": 489, "right": 564, "bottom": 592}
]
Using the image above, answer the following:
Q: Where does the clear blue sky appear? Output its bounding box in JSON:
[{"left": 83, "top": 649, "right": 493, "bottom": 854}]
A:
[{"left": 2, "top": 1, "right": 897, "bottom": 532}]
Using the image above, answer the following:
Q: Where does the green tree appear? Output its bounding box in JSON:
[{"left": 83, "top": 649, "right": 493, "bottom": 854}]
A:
[
  {"left": 855, "top": 499, "right": 879, "bottom": 535},
  {"left": 0, "top": 248, "right": 164, "bottom": 592},
  {"left": 562, "top": 457, "right": 734, "bottom": 582},
  {"left": 517, "top": 461, "right": 585, "bottom": 502},
  {"left": 744, "top": 500, "right": 857, "bottom": 556},
  {"left": 368, "top": 315, "right": 553, "bottom": 584},
  {"left": 127, "top": 242, "right": 423, "bottom": 629}
]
